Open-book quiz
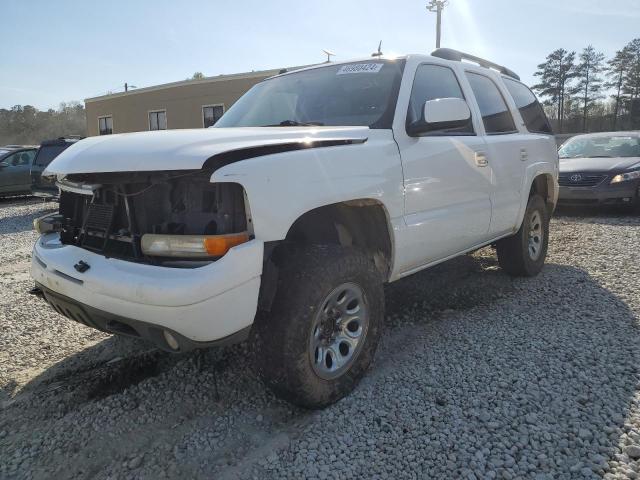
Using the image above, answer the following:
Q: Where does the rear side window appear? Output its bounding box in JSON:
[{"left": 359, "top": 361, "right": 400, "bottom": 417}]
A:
[
  {"left": 34, "top": 145, "right": 69, "bottom": 167},
  {"left": 502, "top": 78, "right": 552, "bottom": 134},
  {"left": 465, "top": 72, "right": 516, "bottom": 134},
  {"left": 407, "top": 64, "right": 473, "bottom": 134}
]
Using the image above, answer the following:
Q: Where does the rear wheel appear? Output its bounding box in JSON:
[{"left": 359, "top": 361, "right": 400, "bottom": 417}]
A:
[
  {"left": 252, "top": 245, "right": 384, "bottom": 409},
  {"left": 496, "top": 194, "right": 549, "bottom": 277}
]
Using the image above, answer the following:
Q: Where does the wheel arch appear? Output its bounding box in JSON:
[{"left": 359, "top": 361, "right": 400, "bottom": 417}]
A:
[{"left": 258, "top": 199, "right": 395, "bottom": 312}]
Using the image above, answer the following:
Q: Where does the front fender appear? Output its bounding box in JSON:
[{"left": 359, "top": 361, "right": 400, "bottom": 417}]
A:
[{"left": 210, "top": 130, "right": 404, "bottom": 241}]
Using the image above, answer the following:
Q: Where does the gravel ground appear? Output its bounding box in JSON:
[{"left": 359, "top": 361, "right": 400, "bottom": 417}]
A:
[{"left": 1, "top": 197, "right": 640, "bottom": 479}]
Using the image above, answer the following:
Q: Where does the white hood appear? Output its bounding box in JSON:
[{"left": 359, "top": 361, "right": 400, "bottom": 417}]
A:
[{"left": 44, "top": 126, "right": 370, "bottom": 176}]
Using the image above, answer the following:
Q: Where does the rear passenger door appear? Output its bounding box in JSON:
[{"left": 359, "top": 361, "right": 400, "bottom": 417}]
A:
[
  {"left": 394, "top": 63, "right": 493, "bottom": 272},
  {"left": 465, "top": 71, "right": 525, "bottom": 236}
]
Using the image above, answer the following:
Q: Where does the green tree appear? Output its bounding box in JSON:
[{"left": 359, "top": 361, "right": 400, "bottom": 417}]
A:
[
  {"left": 191, "top": 72, "right": 205, "bottom": 80},
  {"left": 621, "top": 38, "right": 640, "bottom": 128},
  {"left": 533, "top": 49, "right": 577, "bottom": 133},
  {"left": 574, "top": 45, "right": 605, "bottom": 132},
  {"left": 0, "top": 102, "right": 86, "bottom": 145},
  {"left": 606, "top": 45, "right": 633, "bottom": 129}
]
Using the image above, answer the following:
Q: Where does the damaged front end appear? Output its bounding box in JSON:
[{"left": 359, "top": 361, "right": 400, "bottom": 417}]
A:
[{"left": 45, "top": 170, "right": 251, "bottom": 267}]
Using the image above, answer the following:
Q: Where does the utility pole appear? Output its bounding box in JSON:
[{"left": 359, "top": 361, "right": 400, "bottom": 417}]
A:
[
  {"left": 124, "top": 82, "right": 137, "bottom": 93},
  {"left": 427, "top": 0, "right": 448, "bottom": 49}
]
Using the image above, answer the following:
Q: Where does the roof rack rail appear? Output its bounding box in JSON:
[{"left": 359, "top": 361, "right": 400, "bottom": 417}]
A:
[{"left": 431, "top": 48, "right": 520, "bottom": 81}]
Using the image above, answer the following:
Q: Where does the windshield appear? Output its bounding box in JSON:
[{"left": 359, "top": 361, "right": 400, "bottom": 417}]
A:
[
  {"left": 34, "top": 144, "right": 69, "bottom": 167},
  {"left": 559, "top": 135, "right": 640, "bottom": 159},
  {"left": 215, "top": 59, "right": 406, "bottom": 129}
]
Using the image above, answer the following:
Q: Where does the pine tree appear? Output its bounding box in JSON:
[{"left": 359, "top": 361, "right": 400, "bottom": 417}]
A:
[
  {"left": 533, "top": 49, "right": 577, "bottom": 133},
  {"left": 574, "top": 45, "right": 605, "bottom": 132},
  {"left": 621, "top": 38, "right": 640, "bottom": 128},
  {"left": 606, "top": 46, "right": 633, "bottom": 129}
]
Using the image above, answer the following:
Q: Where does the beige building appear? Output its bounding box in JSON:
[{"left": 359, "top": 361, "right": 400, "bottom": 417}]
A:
[{"left": 84, "top": 68, "right": 288, "bottom": 136}]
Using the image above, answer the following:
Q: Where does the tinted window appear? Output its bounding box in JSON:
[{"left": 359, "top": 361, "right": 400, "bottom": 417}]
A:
[
  {"left": 465, "top": 72, "right": 516, "bottom": 134},
  {"left": 34, "top": 145, "right": 69, "bottom": 166},
  {"left": 503, "top": 78, "right": 552, "bottom": 134},
  {"left": 407, "top": 64, "right": 473, "bottom": 134},
  {"left": 216, "top": 60, "right": 405, "bottom": 129}
]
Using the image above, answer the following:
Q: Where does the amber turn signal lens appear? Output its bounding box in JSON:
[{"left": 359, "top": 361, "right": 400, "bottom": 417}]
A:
[
  {"left": 141, "top": 232, "right": 250, "bottom": 258},
  {"left": 203, "top": 232, "right": 250, "bottom": 256}
]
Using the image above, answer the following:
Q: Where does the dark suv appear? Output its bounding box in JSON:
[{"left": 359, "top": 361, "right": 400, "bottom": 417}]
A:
[{"left": 31, "top": 137, "right": 83, "bottom": 198}]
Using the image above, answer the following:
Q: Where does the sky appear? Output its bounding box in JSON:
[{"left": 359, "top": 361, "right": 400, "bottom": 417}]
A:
[{"left": 1, "top": 0, "right": 638, "bottom": 110}]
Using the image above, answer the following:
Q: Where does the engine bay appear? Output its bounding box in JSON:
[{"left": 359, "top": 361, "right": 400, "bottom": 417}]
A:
[{"left": 57, "top": 170, "right": 249, "bottom": 264}]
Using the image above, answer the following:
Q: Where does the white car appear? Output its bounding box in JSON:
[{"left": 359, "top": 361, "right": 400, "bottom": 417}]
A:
[{"left": 31, "top": 49, "right": 558, "bottom": 408}]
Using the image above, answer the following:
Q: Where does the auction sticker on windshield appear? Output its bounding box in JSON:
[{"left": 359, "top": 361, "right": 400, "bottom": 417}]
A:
[{"left": 337, "top": 63, "right": 384, "bottom": 75}]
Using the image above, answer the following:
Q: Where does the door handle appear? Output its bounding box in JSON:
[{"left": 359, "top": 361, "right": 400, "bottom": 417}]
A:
[
  {"left": 475, "top": 152, "right": 488, "bottom": 167},
  {"left": 520, "top": 148, "right": 528, "bottom": 162}
]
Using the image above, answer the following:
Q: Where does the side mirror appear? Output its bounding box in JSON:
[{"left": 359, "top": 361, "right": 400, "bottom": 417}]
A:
[
  {"left": 0, "top": 162, "right": 8, "bottom": 169},
  {"left": 407, "top": 97, "right": 471, "bottom": 136}
]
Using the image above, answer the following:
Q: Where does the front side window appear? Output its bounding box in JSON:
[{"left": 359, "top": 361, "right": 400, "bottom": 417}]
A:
[
  {"left": 465, "top": 72, "right": 516, "bottom": 134},
  {"left": 407, "top": 63, "right": 474, "bottom": 134},
  {"left": 99, "top": 116, "right": 113, "bottom": 135},
  {"left": 2, "top": 152, "right": 20, "bottom": 166},
  {"left": 559, "top": 135, "right": 640, "bottom": 158},
  {"left": 502, "top": 78, "right": 552, "bottom": 134},
  {"left": 203, "top": 105, "right": 224, "bottom": 128},
  {"left": 215, "top": 59, "right": 405, "bottom": 129},
  {"left": 16, "top": 149, "right": 36, "bottom": 165},
  {"left": 149, "top": 110, "right": 167, "bottom": 131}
]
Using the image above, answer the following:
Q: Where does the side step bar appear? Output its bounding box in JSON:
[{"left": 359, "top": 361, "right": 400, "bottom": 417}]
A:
[{"left": 431, "top": 48, "right": 520, "bottom": 80}]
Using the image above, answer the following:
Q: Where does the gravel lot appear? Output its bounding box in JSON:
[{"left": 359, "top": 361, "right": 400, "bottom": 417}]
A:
[{"left": 1, "top": 197, "right": 640, "bottom": 479}]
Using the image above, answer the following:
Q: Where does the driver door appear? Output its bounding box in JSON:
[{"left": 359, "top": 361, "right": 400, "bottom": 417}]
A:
[{"left": 393, "top": 63, "right": 492, "bottom": 273}]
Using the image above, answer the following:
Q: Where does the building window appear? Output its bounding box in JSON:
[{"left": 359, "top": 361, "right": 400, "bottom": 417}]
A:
[
  {"left": 98, "top": 116, "right": 113, "bottom": 135},
  {"left": 203, "top": 105, "right": 224, "bottom": 128},
  {"left": 149, "top": 110, "right": 167, "bottom": 131}
]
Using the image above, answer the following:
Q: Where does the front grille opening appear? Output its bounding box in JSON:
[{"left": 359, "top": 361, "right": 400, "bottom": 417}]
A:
[
  {"left": 57, "top": 171, "right": 248, "bottom": 265},
  {"left": 558, "top": 173, "right": 607, "bottom": 187}
]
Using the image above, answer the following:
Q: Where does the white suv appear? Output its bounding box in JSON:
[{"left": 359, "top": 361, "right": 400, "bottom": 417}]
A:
[{"left": 32, "top": 49, "right": 558, "bottom": 408}]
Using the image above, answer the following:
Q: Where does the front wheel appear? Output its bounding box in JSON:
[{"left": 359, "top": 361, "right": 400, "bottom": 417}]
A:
[
  {"left": 496, "top": 194, "right": 549, "bottom": 277},
  {"left": 252, "top": 245, "right": 384, "bottom": 409}
]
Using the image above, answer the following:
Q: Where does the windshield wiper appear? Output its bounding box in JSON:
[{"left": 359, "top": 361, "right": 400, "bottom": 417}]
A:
[{"left": 262, "top": 120, "right": 325, "bottom": 127}]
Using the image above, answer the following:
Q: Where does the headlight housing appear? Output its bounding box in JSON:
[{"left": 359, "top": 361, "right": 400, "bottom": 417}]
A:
[
  {"left": 141, "top": 232, "right": 249, "bottom": 258},
  {"left": 610, "top": 170, "right": 640, "bottom": 184}
]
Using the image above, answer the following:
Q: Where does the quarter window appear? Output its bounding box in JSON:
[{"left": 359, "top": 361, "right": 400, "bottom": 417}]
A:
[
  {"left": 465, "top": 72, "right": 516, "bottom": 134},
  {"left": 149, "top": 110, "right": 167, "bottom": 131},
  {"left": 98, "top": 116, "right": 113, "bottom": 135},
  {"left": 407, "top": 64, "right": 473, "bottom": 134},
  {"left": 502, "top": 78, "right": 552, "bottom": 134},
  {"left": 203, "top": 105, "right": 224, "bottom": 128}
]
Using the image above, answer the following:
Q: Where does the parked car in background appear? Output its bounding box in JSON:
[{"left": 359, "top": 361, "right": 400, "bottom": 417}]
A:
[
  {"left": 0, "top": 145, "right": 38, "bottom": 198},
  {"left": 557, "top": 132, "right": 640, "bottom": 210},
  {"left": 31, "top": 137, "right": 83, "bottom": 198}
]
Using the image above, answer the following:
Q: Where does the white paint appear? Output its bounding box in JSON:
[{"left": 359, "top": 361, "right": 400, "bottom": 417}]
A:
[
  {"left": 423, "top": 97, "right": 471, "bottom": 125},
  {"left": 33, "top": 52, "right": 558, "bottom": 343}
]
